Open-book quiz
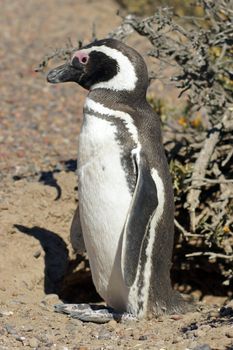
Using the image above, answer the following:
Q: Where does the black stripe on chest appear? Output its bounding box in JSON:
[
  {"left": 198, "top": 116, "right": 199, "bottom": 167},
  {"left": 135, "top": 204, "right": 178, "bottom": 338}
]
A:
[{"left": 84, "top": 106, "right": 138, "bottom": 194}]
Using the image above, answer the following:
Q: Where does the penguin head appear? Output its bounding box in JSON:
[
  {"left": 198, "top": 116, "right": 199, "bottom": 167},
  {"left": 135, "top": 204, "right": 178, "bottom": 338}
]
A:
[{"left": 47, "top": 39, "right": 148, "bottom": 95}]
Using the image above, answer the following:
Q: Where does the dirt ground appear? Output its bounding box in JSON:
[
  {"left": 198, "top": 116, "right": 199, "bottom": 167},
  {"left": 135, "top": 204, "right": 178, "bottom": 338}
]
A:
[{"left": 0, "top": 1, "right": 233, "bottom": 350}]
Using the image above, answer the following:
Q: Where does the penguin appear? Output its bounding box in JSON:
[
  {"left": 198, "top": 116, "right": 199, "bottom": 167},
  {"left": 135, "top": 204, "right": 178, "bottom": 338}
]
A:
[{"left": 47, "top": 38, "right": 184, "bottom": 322}]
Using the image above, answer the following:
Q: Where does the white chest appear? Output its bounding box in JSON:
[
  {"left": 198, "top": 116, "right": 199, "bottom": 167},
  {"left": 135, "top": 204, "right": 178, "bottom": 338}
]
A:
[{"left": 77, "top": 113, "right": 133, "bottom": 308}]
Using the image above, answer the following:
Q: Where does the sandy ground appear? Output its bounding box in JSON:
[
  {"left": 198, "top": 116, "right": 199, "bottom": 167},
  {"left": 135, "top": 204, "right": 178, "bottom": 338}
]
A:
[
  {"left": 1, "top": 1, "right": 233, "bottom": 349},
  {"left": 1, "top": 171, "right": 233, "bottom": 350}
]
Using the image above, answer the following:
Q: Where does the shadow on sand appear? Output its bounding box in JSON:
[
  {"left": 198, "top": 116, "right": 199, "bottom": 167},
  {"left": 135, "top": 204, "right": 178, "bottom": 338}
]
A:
[{"left": 15, "top": 224, "right": 101, "bottom": 303}]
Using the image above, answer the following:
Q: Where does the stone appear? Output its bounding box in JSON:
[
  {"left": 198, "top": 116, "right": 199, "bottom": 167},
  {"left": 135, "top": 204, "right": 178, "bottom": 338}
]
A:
[
  {"left": 220, "top": 306, "right": 233, "bottom": 317},
  {"left": 170, "top": 314, "right": 183, "bottom": 320},
  {"left": 225, "top": 329, "right": 233, "bottom": 338},
  {"left": 40, "top": 294, "right": 61, "bottom": 310},
  {"left": 97, "top": 329, "right": 112, "bottom": 340},
  {"left": 4, "top": 324, "right": 17, "bottom": 335},
  {"left": 23, "top": 325, "right": 34, "bottom": 332},
  {"left": 41, "top": 294, "right": 60, "bottom": 305},
  {"left": 193, "top": 329, "right": 206, "bottom": 338},
  {"left": 29, "top": 337, "right": 39, "bottom": 348},
  {"left": 192, "top": 344, "right": 211, "bottom": 350},
  {"left": 0, "top": 310, "right": 13, "bottom": 316},
  {"left": 138, "top": 335, "right": 147, "bottom": 340},
  {"left": 15, "top": 335, "right": 26, "bottom": 342},
  {"left": 33, "top": 250, "right": 41, "bottom": 258}
]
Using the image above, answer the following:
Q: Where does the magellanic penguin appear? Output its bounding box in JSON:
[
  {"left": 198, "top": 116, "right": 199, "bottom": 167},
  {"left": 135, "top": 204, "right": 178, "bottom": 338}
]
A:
[{"left": 47, "top": 38, "right": 185, "bottom": 322}]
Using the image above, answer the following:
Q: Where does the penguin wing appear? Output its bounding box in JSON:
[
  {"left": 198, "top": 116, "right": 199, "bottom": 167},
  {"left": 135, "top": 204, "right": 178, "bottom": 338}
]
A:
[
  {"left": 121, "top": 148, "right": 158, "bottom": 287},
  {"left": 70, "top": 204, "right": 86, "bottom": 254}
]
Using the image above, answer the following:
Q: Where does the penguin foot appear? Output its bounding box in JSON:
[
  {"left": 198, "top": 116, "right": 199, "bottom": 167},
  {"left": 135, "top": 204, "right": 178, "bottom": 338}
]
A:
[{"left": 54, "top": 303, "right": 136, "bottom": 323}]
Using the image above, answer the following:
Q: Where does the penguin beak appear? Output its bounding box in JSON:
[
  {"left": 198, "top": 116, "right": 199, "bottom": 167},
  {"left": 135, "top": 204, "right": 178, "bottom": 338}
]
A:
[{"left": 47, "top": 62, "right": 84, "bottom": 84}]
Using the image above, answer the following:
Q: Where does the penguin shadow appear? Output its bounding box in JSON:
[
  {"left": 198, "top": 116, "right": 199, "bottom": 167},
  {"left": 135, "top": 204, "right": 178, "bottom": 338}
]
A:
[
  {"left": 38, "top": 159, "right": 78, "bottom": 201},
  {"left": 39, "top": 171, "right": 62, "bottom": 200},
  {"left": 14, "top": 224, "right": 101, "bottom": 303}
]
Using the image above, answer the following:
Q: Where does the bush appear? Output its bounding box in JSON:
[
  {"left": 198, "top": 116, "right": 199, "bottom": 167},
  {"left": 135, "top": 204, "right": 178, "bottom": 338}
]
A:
[{"left": 110, "top": 0, "right": 233, "bottom": 296}]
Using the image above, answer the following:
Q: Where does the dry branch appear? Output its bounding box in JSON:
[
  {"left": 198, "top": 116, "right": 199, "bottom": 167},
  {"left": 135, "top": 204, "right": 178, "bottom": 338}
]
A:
[
  {"left": 186, "top": 252, "right": 233, "bottom": 260},
  {"left": 186, "top": 114, "right": 230, "bottom": 232},
  {"left": 110, "top": 0, "right": 233, "bottom": 288}
]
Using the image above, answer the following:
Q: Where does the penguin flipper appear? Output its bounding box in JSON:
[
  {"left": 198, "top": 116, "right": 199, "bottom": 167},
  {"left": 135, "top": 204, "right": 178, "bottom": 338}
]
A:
[
  {"left": 122, "top": 148, "right": 158, "bottom": 287},
  {"left": 70, "top": 204, "right": 86, "bottom": 254}
]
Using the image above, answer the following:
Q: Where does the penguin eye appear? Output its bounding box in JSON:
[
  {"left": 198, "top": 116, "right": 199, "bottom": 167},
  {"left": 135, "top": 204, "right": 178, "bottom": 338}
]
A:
[
  {"left": 81, "top": 56, "right": 88, "bottom": 64},
  {"left": 72, "top": 52, "right": 89, "bottom": 66}
]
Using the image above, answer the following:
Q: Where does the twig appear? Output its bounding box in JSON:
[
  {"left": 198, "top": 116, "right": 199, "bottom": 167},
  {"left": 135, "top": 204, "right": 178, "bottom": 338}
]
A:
[
  {"left": 221, "top": 149, "right": 233, "bottom": 167},
  {"left": 184, "top": 177, "right": 233, "bottom": 184},
  {"left": 109, "top": 15, "right": 134, "bottom": 40},
  {"left": 92, "top": 22, "right": 97, "bottom": 41},
  {"left": 174, "top": 219, "right": 201, "bottom": 238},
  {"left": 186, "top": 252, "right": 233, "bottom": 260}
]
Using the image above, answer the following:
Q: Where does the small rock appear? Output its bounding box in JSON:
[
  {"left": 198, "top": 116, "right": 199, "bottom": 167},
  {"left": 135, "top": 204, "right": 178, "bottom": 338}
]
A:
[
  {"left": 37, "top": 332, "right": 54, "bottom": 345},
  {"left": 225, "top": 329, "right": 233, "bottom": 338},
  {"left": 193, "top": 329, "right": 206, "bottom": 338},
  {"left": 29, "top": 337, "right": 39, "bottom": 348},
  {"left": 139, "top": 335, "right": 147, "bottom": 340},
  {"left": 40, "top": 294, "right": 61, "bottom": 310},
  {"left": 225, "top": 300, "right": 233, "bottom": 308},
  {"left": 0, "top": 310, "right": 13, "bottom": 316},
  {"left": 170, "top": 314, "right": 183, "bottom": 320},
  {"left": 219, "top": 305, "right": 233, "bottom": 317},
  {"left": 54, "top": 163, "right": 63, "bottom": 171},
  {"left": 192, "top": 344, "right": 212, "bottom": 350},
  {"left": 10, "top": 227, "right": 17, "bottom": 235},
  {"left": 185, "top": 330, "right": 196, "bottom": 339},
  {"left": 33, "top": 250, "right": 41, "bottom": 258},
  {"left": 4, "top": 324, "right": 17, "bottom": 335},
  {"left": 208, "top": 310, "right": 219, "bottom": 318},
  {"left": 15, "top": 335, "right": 26, "bottom": 342},
  {"left": 42, "top": 293, "right": 60, "bottom": 304},
  {"left": 23, "top": 326, "right": 34, "bottom": 332},
  {"left": 182, "top": 322, "right": 198, "bottom": 333},
  {"left": 97, "top": 329, "right": 111, "bottom": 340}
]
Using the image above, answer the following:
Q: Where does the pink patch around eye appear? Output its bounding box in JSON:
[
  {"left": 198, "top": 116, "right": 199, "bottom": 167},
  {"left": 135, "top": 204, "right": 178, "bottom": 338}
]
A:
[{"left": 72, "top": 51, "right": 89, "bottom": 65}]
